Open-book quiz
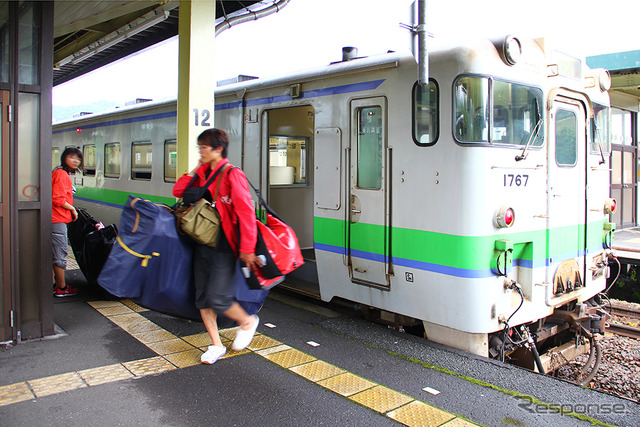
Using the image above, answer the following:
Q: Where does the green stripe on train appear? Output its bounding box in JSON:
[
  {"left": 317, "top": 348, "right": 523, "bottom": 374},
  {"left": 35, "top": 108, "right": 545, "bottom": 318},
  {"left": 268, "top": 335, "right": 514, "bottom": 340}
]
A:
[
  {"left": 75, "top": 186, "right": 175, "bottom": 206},
  {"left": 313, "top": 217, "right": 608, "bottom": 270}
]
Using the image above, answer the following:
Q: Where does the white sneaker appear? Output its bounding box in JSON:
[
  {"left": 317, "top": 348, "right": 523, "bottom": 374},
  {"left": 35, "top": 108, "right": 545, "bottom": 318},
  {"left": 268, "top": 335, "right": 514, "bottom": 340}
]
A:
[
  {"left": 232, "top": 315, "right": 259, "bottom": 351},
  {"left": 201, "top": 345, "right": 227, "bottom": 364}
]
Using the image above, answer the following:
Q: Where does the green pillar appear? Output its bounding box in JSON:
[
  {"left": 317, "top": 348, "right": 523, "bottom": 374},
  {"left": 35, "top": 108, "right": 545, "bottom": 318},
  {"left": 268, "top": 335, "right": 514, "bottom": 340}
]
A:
[{"left": 177, "top": 0, "right": 216, "bottom": 176}]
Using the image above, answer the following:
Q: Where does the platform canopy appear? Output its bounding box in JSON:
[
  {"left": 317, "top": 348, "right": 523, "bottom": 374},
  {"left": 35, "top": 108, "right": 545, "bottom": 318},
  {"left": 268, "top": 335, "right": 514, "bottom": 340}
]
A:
[
  {"left": 587, "top": 50, "right": 640, "bottom": 99},
  {"left": 53, "top": 0, "right": 263, "bottom": 86}
]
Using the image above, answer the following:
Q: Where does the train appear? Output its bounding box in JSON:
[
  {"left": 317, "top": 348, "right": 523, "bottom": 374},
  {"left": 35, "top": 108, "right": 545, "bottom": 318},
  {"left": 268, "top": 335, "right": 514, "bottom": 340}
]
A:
[{"left": 53, "top": 35, "right": 615, "bottom": 376}]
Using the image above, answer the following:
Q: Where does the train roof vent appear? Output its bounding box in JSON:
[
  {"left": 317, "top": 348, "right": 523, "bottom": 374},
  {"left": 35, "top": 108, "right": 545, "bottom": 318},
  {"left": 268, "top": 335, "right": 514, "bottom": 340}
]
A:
[
  {"left": 125, "top": 98, "right": 153, "bottom": 106},
  {"left": 217, "top": 75, "right": 259, "bottom": 87},
  {"left": 72, "top": 111, "right": 93, "bottom": 118}
]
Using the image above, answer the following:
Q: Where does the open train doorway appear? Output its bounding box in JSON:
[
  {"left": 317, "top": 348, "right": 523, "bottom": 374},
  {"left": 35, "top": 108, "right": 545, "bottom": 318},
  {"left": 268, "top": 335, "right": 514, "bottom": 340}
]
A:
[{"left": 265, "top": 106, "right": 319, "bottom": 296}]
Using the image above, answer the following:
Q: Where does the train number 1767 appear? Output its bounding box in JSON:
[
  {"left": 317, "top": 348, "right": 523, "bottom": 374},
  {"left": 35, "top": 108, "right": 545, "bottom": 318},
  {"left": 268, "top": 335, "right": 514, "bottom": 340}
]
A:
[{"left": 503, "top": 174, "right": 529, "bottom": 187}]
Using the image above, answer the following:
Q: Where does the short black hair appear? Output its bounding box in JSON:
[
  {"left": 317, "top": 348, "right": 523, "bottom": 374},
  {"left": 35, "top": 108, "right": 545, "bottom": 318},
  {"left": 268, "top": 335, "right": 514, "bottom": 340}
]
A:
[
  {"left": 197, "top": 128, "right": 229, "bottom": 158},
  {"left": 60, "top": 147, "right": 84, "bottom": 172}
]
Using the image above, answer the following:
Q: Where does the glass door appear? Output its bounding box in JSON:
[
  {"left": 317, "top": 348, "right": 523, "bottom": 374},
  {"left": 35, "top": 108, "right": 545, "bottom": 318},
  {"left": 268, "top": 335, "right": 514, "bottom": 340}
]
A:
[{"left": 610, "top": 108, "right": 636, "bottom": 229}]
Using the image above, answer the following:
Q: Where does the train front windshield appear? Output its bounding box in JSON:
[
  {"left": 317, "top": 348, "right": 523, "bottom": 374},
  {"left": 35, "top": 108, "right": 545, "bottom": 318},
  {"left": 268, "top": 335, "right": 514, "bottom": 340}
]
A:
[{"left": 454, "top": 76, "right": 544, "bottom": 147}]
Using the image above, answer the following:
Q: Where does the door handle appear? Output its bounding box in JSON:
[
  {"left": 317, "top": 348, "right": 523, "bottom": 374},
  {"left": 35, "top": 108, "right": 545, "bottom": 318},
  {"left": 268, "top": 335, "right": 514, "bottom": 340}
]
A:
[{"left": 351, "top": 209, "right": 361, "bottom": 214}]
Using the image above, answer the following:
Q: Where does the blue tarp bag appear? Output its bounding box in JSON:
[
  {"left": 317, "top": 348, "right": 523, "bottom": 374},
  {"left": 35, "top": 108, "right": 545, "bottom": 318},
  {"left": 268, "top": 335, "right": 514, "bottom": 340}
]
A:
[
  {"left": 98, "top": 195, "right": 199, "bottom": 318},
  {"left": 98, "top": 195, "right": 268, "bottom": 319}
]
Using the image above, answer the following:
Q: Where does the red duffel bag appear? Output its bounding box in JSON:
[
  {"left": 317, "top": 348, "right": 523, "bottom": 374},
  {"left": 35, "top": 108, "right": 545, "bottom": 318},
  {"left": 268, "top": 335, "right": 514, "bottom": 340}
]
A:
[{"left": 240, "top": 182, "right": 304, "bottom": 290}]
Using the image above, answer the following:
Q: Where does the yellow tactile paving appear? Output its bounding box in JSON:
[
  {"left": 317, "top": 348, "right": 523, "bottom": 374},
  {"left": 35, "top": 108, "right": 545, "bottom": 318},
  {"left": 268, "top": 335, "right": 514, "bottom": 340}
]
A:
[
  {"left": 246, "top": 334, "right": 282, "bottom": 351},
  {"left": 289, "top": 360, "right": 345, "bottom": 382},
  {"left": 28, "top": 372, "right": 86, "bottom": 397},
  {"left": 387, "top": 400, "right": 456, "bottom": 427},
  {"left": 120, "top": 299, "right": 149, "bottom": 312},
  {"left": 182, "top": 332, "right": 221, "bottom": 348},
  {"left": 119, "top": 320, "right": 163, "bottom": 335},
  {"left": 123, "top": 356, "right": 176, "bottom": 377},
  {"left": 145, "top": 338, "right": 197, "bottom": 355},
  {"left": 164, "top": 349, "right": 204, "bottom": 368},
  {"left": 0, "top": 382, "right": 35, "bottom": 406},
  {"left": 0, "top": 298, "right": 469, "bottom": 427},
  {"left": 349, "top": 385, "right": 414, "bottom": 414},
  {"left": 96, "top": 305, "right": 135, "bottom": 317},
  {"left": 263, "top": 348, "right": 317, "bottom": 368},
  {"left": 441, "top": 418, "right": 477, "bottom": 426},
  {"left": 317, "top": 372, "right": 376, "bottom": 397},
  {"left": 88, "top": 300, "right": 122, "bottom": 309},
  {"left": 219, "top": 327, "right": 239, "bottom": 340},
  {"left": 254, "top": 344, "right": 291, "bottom": 357},
  {"left": 132, "top": 329, "right": 179, "bottom": 344},
  {"left": 77, "top": 364, "right": 134, "bottom": 386}
]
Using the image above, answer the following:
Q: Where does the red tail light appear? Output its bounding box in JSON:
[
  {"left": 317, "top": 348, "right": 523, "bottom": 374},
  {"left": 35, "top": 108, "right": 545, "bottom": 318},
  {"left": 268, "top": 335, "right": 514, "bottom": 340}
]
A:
[{"left": 604, "top": 199, "right": 617, "bottom": 214}]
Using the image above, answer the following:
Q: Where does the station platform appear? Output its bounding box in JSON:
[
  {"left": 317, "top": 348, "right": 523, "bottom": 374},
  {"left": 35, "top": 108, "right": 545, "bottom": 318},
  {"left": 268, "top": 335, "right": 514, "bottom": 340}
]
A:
[
  {"left": 1, "top": 271, "right": 638, "bottom": 426},
  {"left": 614, "top": 228, "right": 640, "bottom": 265}
]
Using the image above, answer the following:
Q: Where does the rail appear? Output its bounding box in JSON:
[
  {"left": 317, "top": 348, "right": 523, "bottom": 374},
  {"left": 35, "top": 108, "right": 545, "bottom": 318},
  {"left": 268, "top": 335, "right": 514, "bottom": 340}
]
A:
[{"left": 605, "top": 322, "right": 640, "bottom": 339}]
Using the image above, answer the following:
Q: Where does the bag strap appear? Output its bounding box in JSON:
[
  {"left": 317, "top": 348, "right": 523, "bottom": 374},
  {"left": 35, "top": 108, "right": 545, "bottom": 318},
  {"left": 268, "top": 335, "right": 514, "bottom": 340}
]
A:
[
  {"left": 188, "top": 162, "right": 227, "bottom": 192},
  {"left": 245, "top": 179, "right": 285, "bottom": 223},
  {"left": 211, "top": 164, "right": 232, "bottom": 204}
]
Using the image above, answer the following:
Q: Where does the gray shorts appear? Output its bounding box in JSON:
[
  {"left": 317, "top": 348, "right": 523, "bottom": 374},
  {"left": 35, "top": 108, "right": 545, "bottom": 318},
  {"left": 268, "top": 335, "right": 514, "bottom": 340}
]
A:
[{"left": 52, "top": 222, "right": 68, "bottom": 269}]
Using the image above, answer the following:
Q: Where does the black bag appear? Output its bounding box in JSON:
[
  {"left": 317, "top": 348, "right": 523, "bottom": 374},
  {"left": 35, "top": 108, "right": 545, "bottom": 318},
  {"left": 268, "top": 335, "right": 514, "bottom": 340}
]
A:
[
  {"left": 67, "top": 208, "right": 118, "bottom": 286},
  {"left": 179, "top": 165, "right": 227, "bottom": 207}
]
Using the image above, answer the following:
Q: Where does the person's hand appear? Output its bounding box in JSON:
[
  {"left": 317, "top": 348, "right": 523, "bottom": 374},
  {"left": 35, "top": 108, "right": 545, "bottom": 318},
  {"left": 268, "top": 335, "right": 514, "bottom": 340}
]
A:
[
  {"left": 70, "top": 207, "right": 78, "bottom": 221},
  {"left": 239, "top": 252, "right": 262, "bottom": 272}
]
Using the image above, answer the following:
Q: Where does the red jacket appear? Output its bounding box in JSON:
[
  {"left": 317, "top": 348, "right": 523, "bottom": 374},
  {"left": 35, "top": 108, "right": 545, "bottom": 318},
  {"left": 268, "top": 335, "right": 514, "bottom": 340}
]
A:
[
  {"left": 52, "top": 168, "right": 73, "bottom": 224},
  {"left": 172, "top": 159, "right": 257, "bottom": 254}
]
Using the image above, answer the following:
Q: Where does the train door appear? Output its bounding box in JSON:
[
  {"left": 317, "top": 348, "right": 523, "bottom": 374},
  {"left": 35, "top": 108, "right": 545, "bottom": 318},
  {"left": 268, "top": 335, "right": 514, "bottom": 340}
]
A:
[
  {"left": 547, "top": 95, "right": 587, "bottom": 292},
  {"left": 348, "top": 97, "right": 390, "bottom": 287}
]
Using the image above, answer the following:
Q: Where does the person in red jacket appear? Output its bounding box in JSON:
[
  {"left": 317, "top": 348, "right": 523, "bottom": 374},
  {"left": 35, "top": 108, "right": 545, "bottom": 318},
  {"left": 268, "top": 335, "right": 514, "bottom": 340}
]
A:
[
  {"left": 52, "top": 147, "right": 83, "bottom": 297},
  {"left": 173, "top": 129, "right": 260, "bottom": 364}
]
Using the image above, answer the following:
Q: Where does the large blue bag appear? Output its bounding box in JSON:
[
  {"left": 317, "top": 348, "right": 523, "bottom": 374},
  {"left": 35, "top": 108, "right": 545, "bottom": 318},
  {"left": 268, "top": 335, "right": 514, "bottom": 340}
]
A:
[{"left": 98, "top": 195, "right": 268, "bottom": 319}]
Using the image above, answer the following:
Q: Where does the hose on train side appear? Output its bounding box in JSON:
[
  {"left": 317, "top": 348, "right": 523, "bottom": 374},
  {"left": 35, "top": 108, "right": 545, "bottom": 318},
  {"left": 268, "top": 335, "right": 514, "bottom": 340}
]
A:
[
  {"left": 604, "top": 254, "right": 621, "bottom": 294},
  {"left": 500, "top": 283, "right": 526, "bottom": 362},
  {"left": 577, "top": 334, "right": 602, "bottom": 386}
]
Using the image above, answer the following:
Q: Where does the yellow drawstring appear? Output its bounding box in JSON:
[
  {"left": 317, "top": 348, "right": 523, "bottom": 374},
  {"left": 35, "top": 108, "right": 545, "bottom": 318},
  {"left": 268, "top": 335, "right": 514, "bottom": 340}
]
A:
[{"left": 116, "top": 236, "right": 159, "bottom": 267}]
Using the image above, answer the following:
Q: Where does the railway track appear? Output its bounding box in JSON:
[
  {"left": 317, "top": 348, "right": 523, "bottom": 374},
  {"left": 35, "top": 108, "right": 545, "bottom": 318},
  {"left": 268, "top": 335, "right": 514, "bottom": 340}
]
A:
[{"left": 606, "top": 303, "right": 640, "bottom": 339}]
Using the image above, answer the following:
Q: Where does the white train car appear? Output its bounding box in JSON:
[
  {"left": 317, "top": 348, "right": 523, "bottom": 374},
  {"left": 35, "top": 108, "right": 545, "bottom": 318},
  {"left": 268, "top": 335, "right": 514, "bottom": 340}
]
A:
[{"left": 53, "top": 36, "right": 615, "bottom": 373}]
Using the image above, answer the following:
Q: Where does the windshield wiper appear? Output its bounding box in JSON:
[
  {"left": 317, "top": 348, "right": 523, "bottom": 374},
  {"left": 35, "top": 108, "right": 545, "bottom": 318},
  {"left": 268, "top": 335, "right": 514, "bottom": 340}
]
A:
[
  {"left": 593, "top": 121, "right": 606, "bottom": 165},
  {"left": 516, "top": 99, "right": 542, "bottom": 162}
]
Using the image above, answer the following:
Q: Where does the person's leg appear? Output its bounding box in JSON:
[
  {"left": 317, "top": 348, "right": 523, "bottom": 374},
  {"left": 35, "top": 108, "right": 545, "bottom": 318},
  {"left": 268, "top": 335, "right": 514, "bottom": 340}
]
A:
[
  {"left": 223, "top": 302, "right": 254, "bottom": 330},
  {"left": 53, "top": 265, "right": 66, "bottom": 288},
  {"left": 200, "top": 307, "right": 224, "bottom": 347}
]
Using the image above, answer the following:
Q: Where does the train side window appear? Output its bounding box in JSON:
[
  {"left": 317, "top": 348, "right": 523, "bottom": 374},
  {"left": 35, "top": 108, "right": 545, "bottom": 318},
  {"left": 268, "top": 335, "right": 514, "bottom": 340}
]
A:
[
  {"left": 412, "top": 79, "right": 439, "bottom": 146},
  {"left": 104, "top": 143, "right": 121, "bottom": 178},
  {"left": 52, "top": 147, "right": 60, "bottom": 169},
  {"left": 164, "top": 139, "right": 177, "bottom": 183},
  {"left": 555, "top": 109, "right": 577, "bottom": 166},
  {"left": 454, "top": 77, "right": 489, "bottom": 142},
  {"left": 83, "top": 144, "right": 96, "bottom": 176},
  {"left": 357, "top": 106, "right": 382, "bottom": 189},
  {"left": 132, "top": 141, "right": 152, "bottom": 180},
  {"left": 590, "top": 103, "right": 611, "bottom": 155}
]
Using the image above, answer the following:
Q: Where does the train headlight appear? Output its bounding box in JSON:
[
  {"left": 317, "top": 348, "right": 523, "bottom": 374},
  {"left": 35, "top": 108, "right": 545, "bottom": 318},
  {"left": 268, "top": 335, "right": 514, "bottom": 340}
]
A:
[
  {"left": 496, "top": 206, "right": 515, "bottom": 228},
  {"left": 604, "top": 198, "right": 617, "bottom": 214},
  {"left": 504, "top": 36, "right": 522, "bottom": 65},
  {"left": 598, "top": 69, "right": 611, "bottom": 92}
]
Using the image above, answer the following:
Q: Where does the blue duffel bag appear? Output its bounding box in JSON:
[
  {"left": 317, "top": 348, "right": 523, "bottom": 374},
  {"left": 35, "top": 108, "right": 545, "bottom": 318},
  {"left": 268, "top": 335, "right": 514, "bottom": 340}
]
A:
[
  {"left": 98, "top": 195, "right": 199, "bottom": 319},
  {"left": 98, "top": 195, "right": 269, "bottom": 319}
]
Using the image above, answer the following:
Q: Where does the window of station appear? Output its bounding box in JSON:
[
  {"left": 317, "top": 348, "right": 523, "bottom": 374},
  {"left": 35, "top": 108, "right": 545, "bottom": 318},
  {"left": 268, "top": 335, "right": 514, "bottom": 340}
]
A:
[
  {"left": 132, "top": 141, "right": 152, "bottom": 180},
  {"left": 357, "top": 106, "right": 383, "bottom": 189},
  {"left": 104, "top": 143, "right": 121, "bottom": 178},
  {"left": 590, "top": 103, "right": 611, "bottom": 155},
  {"left": 51, "top": 147, "right": 60, "bottom": 169},
  {"left": 83, "top": 144, "right": 96, "bottom": 176},
  {"left": 412, "top": 80, "right": 439, "bottom": 146},
  {"left": 454, "top": 76, "right": 543, "bottom": 146},
  {"left": 269, "top": 137, "right": 308, "bottom": 185},
  {"left": 164, "top": 140, "right": 177, "bottom": 183},
  {"left": 555, "top": 109, "right": 577, "bottom": 166}
]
